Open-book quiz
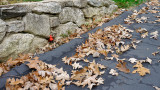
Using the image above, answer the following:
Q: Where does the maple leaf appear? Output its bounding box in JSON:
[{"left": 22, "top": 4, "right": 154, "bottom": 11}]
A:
[
  {"left": 109, "top": 69, "right": 118, "bottom": 76},
  {"left": 116, "top": 60, "right": 130, "bottom": 73},
  {"left": 132, "top": 61, "right": 150, "bottom": 76}
]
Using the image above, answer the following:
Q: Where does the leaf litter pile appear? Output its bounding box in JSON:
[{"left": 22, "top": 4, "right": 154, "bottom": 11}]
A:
[{"left": 1, "top": 0, "right": 160, "bottom": 90}]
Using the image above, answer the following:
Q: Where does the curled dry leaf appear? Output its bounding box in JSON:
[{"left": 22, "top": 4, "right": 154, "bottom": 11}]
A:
[
  {"left": 109, "top": 69, "right": 119, "bottom": 76},
  {"left": 129, "top": 58, "right": 137, "bottom": 64},
  {"left": 152, "top": 51, "right": 159, "bottom": 56},
  {"left": 146, "top": 57, "right": 152, "bottom": 64},
  {"left": 153, "top": 86, "right": 160, "bottom": 90},
  {"left": 141, "top": 32, "right": 148, "bottom": 38},
  {"left": 150, "top": 31, "right": 158, "bottom": 40},
  {"left": 116, "top": 60, "right": 130, "bottom": 73},
  {"left": 72, "top": 62, "right": 83, "bottom": 69},
  {"left": 132, "top": 61, "right": 150, "bottom": 76}
]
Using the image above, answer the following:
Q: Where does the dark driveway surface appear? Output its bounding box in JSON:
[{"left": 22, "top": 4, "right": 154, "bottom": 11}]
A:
[{"left": 0, "top": 2, "right": 160, "bottom": 90}]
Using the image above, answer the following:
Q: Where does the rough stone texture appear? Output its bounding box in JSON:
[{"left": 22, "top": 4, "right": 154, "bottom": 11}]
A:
[
  {"left": 53, "top": 22, "right": 80, "bottom": 40},
  {"left": 0, "top": 2, "right": 37, "bottom": 19},
  {"left": 59, "top": 7, "right": 85, "bottom": 26},
  {"left": 65, "top": 0, "right": 88, "bottom": 8},
  {"left": 0, "top": 33, "right": 47, "bottom": 62},
  {"left": 107, "top": 4, "right": 118, "bottom": 14},
  {"left": 87, "top": 0, "right": 115, "bottom": 7},
  {"left": 0, "top": 19, "right": 6, "bottom": 42},
  {"left": 32, "top": 2, "right": 62, "bottom": 14},
  {"left": 50, "top": 17, "right": 60, "bottom": 27},
  {"left": 23, "top": 13, "right": 50, "bottom": 37},
  {"left": 82, "top": 6, "right": 100, "bottom": 18},
  {"left": 6, "top": 20, "right": 24, "bottom": 33}
]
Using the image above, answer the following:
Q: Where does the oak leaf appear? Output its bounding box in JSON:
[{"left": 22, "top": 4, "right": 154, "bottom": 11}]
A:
[
  {"left": 116, "top": 60, "right": 130, "bottom": 73},
  {"left": 132, "top": 61, "right": 150, "bottom": 76}
]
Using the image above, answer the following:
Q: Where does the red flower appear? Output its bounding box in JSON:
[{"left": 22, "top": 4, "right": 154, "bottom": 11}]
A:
[{"left": 49, "top": 35, "right": 54, "bottom": 42}]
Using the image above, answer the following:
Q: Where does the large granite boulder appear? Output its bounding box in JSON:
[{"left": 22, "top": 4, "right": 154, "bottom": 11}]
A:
[
  {"left": 50, "top": 17, "right": 60, "bottom": 28},
  {"left": 0, "top": 19, "right": 6, "bottom": 42},
  {"left": 59, "top": 7, "right": 85, "bottom": 26},
  {"left": 53, "top": 22, "right": 80, "bottom": 40},
  {"left": 0, "top": 33, "right": 47, "bottom": 62},
  {"left": 23, "top": 13, "right": 50, "bottom": 37},
  {"left": 65, "top": 0, "right": 88, "bottom": 8},
  {"left": 87, "top": 0, "right": 115, "bottom": 7},
  {"left": 6, "top": 20, "right": 24, "bottom": 33},
  {"left": 32, "top": 2, "right": 62, "bottom": 14},
  {"left": 82, "top": 6, "right": 100, "bottom": 18},
  {"left": 0, "top": 2, "right": 37, "bottom": 19}
]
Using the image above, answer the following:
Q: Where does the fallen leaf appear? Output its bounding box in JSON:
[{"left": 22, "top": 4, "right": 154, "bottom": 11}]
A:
[
  {"left": 146, "top": 57, "right": 152, "bottom": 64},
  {"left": 132, "top": 61, "right": 150, "bottom": 76},
  {"left": 116, "top": 60, "right": 130, "bottom": 73},
  {"left": 72, "top": 62, "right": 83, "bottom": 69},
  {"left": 150, "top": 31, "right": 158, "bottom": 40},
  {"left": 109, "top": 69, "right": 118, "bottom": 76},
  {"left": 153, "top": 86, "right": 160, "bottom": 90},
  {"left": 128, "top": 58, "right": 137, "bottom": 64},
  {"left": 152, "top": 51, "right": 159, "bottom": 56}
]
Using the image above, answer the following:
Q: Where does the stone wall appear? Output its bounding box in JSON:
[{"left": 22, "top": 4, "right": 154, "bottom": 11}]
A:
[{"left": 0, "top": 0, "right": 117, "bottom": 62}]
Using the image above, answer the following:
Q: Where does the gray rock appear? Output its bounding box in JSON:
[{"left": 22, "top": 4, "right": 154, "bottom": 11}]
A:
[
  {"left": 0, "top": 19, "right": 6, "bottom": 42},
  {"left": 53, "top": 22, "right": 80, "bottom": 40},
  {"left": 0, "top": 2, "right": 37, "bottom": 19},
  {"left": 59, "top": 7, "right": 85, "bottom": 26},
  {"left": 50, "top": 17, "right": 60, "bottom": 27},
  {"left": 87, "top": 0, "right": 102, "bottom": 7},
  {"left": 32, "top": 2, "right": 61, "bottom": 14},
  {"left": 87, "top": 0, "right": 115, "bottom": 7},
  {"left": 23, "top": 13, "right": 50, "bottom": 37},
  {"left": 82, "top": 7, "right": 100, "bottom": 18},
  {"left": 107, "top": 4, "right": 118, "bottom": 14},
  {"left": 65, "top": 0, "right": 87, "bottom": 8},
  {"left": 6, "top": 20, "right": 24, "bottom": 33},
  {"left": 0, "top": 33, "right": 47, "bottom": 62}
]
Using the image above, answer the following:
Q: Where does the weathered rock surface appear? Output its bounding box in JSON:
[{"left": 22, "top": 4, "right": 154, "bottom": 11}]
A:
[
  {"left": 107, "top": 4, "right": 118, "bottom": 14},
  {"left": 87, "top": 0, "right": 115, "bottom": 7},
  {"left": 0, "top": 33, "right": 47, "bottom": 62},
  {"left": 65, "top": 0, "right": 88, "bottom": 8},
  {"left": 82, "top": 6, "right": 100, "bottom": 18},
  {"left": 23, "top": 13, "right": 50, "bottom": 37},
  {"left": 6, "top": 20, "right": 24, "bottom": 32},
  {"left": 53, "top": 22, "right": 80, "bottom": 40},
  {"left": 0, "top": 2, "right": 37, "bottom": 19},
  {"left": 59, "top": 7, "right": 85, "bottom": 26},
  {"left": 32, "top": 2, "right": 62, "bottom": 14},
  {"left": 0, "top": 19, "right": 6, "bottom": 42},
  {"left": 50, "top": 17, "right": 60, "bottom": 27}
]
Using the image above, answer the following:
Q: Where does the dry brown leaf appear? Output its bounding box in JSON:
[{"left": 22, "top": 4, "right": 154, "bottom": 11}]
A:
[
  {"left": 132, "top": 61, "right": 150, "bottom": 76},
  {"left": 121, "top": 45, "right": 130, "bottom": 52},
  {"left": 141, "top": 32, "right": 148, "bottom": 38},
  {"left": 89, "top": 60, "right": 100, "bottom": 75},
  {"left": 116, "top": 60, "right": 130, "bottom": 73},
  {"left": 152, "top": 51, "right": 159, "bottom": 56}
]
